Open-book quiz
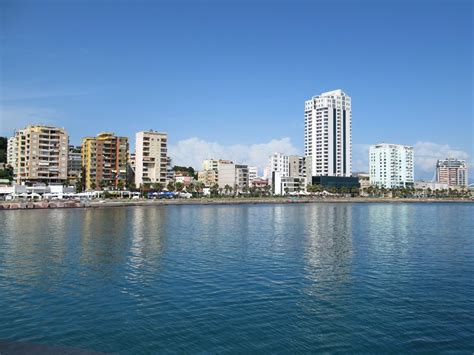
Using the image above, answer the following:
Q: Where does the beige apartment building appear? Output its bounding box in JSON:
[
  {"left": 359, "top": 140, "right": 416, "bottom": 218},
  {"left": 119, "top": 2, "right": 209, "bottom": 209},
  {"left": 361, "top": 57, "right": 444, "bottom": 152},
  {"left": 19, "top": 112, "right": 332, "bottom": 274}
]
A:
[
  {"left": 198, "top": 159, "right": 232, "bottom": 187},
  {"left": 436, "top": 158, "right": 468, "bottom": 187},
  {"left": 134, "top": 130, "right": 168, "bottom": 187},
  {"left": 8, "top": 125, "right": 69, "bottom": 184},
  {"left": 82, "top": 132, "right": 129, "bottom": 190},
  {"left": 197, "top": 169, "right": 218, "bottom": 186}
]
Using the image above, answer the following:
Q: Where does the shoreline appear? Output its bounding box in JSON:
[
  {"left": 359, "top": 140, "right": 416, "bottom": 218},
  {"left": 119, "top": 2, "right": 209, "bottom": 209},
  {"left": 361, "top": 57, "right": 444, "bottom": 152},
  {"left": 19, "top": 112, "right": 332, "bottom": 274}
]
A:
[{"left": 1, "top": 197, "right": 473, "bottom": 210}]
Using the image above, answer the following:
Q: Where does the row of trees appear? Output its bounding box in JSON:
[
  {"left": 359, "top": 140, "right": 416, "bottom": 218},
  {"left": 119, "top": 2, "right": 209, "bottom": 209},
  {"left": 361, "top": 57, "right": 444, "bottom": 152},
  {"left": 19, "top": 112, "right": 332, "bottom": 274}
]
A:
[
  {"left": 361, "top": 186, "right": 471, "bottom": 198},
  {"left": 81, "top": 178, "right": 471, "bottom": 200},
  {"left": 140, "top": 182, "right": 273, "bottom": 198}
]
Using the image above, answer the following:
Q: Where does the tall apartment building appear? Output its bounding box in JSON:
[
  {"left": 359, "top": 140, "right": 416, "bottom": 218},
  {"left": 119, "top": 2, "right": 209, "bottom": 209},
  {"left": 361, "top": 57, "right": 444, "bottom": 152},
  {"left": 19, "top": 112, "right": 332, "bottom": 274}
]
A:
[
  {"left": 198, "top": 159, "right": 230, "bottom": 187},
  {"left": 304, "top": 90, "right": 352, "bottom": 178},
  {"left": 436, "top": 158, "right": 468, "bottom": 187},
  {"left": 9, "top": 125, "right": 68, "bottom": 184},
  {"left": 134, "top": 130, "right": 168, "bottom": 187},
  {"left": 166, "top": 157, "right": 175, "bottom": 182},
  {"left": 67, "top": 145, "right": 82, "bottom": 184},
  {"left": 269, "top": 152, "right": 289, "bottom": 177},
  {"left": 217, "top": 160, "right": 236, "bottom": 188},
  {"left": 82, "top": 132, "right": 129, "bottom": 190},
  {"left": 248, "top": 166, "right": 258, "bottom": 181},
  {"left": 288, "top": 155, "right": 306, "bottom": 178},
  {"left": 197, "top": 169, "right": 218, "bottom": 187},
  {"left": 7, "top": 136, "right": 17, "bottom": 168},
  {"left": 203, "top": 159, "right": 219, "bottom": 171},
  {"left": 207, "top": 160, "right": 249, "bottom": 191},
  {"left": 369, "top": 143, "right": 414, "bottom": 188},
  {"left": 235, "top": 164, "right": 249, "bottom": 190}
]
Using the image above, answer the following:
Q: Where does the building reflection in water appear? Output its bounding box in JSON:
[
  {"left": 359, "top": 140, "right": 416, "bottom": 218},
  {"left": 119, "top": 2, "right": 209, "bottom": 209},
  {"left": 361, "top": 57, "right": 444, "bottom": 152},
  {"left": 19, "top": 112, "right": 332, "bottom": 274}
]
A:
[
  {"left": 80, "top": 206, "right": 168, "bottom": 286},
  {"left": 0, "top": 209, "right": 70, "bottom": 290},
  {"left": 365, "top": 203, "right": 412, "bottom": 261},
  {"left": 300, "top": 204, "right": 354, "bottom": 303},
  {"left": 80, "top": 207, "right": 129, "bottom": 269},
  {"left": 128, "top": 206, "right": 167, "bottom": 271}
]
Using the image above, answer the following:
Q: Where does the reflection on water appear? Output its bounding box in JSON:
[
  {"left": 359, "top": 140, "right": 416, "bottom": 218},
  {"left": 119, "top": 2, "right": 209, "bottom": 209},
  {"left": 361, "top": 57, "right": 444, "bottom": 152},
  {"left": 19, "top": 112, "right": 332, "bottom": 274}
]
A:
[
  {"left": 0, "top": 203, "right": 473, "bottom": 353},
  {"left": 303, "top": 204, "right": 353, "bottom": 281}
]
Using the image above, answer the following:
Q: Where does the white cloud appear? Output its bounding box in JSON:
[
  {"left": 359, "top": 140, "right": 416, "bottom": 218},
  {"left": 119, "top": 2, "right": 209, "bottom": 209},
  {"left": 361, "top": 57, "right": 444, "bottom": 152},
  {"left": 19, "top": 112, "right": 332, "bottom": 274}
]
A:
[
  {"left": 414, "top": 141, "right": 471, "bottom": 174},
  {"left": 0, "top": 106, "right": 61, "bottom": 136},
  {"left": 169, "top": 137, "right": 300, "bottom": 172}
]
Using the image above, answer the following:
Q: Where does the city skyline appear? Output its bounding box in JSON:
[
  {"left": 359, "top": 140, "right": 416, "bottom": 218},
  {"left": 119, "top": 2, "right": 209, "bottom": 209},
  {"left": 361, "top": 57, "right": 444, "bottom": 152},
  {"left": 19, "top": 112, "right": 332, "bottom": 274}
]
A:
[{"left": 1, "top": 0, "right": 472, "bottom": 179}]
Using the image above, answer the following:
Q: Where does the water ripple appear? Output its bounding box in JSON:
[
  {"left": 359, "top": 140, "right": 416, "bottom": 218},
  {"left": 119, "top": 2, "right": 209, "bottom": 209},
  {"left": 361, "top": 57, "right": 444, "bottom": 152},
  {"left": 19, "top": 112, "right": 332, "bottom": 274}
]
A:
[{"left": 0, "top": 203, "right": 473, "bottom": 353}]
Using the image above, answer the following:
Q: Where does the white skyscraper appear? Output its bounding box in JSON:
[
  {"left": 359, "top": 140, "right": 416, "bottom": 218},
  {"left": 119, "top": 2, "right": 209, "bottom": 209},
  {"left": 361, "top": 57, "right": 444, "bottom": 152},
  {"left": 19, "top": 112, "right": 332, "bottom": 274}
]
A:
[
  {"left": 304, "top": 89, "right": 352, "bottom": 177},
  {"left": 369, "top": 143, "right": 414, "bottom": 188}
]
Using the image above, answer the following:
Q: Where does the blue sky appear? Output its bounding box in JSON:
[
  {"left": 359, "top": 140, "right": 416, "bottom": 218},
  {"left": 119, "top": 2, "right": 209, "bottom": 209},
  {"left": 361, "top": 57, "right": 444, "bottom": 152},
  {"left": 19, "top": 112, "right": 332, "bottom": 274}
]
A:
[{"left": 1, "top": 0, "right": 472, "bottom": 178}]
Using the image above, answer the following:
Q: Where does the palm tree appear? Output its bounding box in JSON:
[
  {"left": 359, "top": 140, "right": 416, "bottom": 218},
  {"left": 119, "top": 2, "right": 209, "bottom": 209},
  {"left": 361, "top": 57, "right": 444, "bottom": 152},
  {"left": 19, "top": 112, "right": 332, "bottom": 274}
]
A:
[
  {"left": 224, "top": 184, "right": 231, "bottom": 195},
  {"left": 99, "top": 180, "right": 108, "bottom": 190},
  {"left": 187, "top": 182, "right": 195, "bottom": 194},
  {"left": 75, "top": 180, "right": 83, "bottom": 193},
  {"left": 284, "top": 187, "right": 290, "bottom": 195},
  {"left": 249, "top": 186, "right": 256, "bottom": 197},
  {"left": 175, "top": 182, "right": 184, "bottom": 192},
  {"left": 195, "top": 182, "right": 204, "bottom": 197},
  {"left": 264, "top": 184, "right": 272, "bottom": 196},
  {"left": 167, "top": 181, "right": 175, "bottom": 192},
  {"left": 117, "top": 180, "right": 124, "bottom": 191},
  {"left": 210, "top": 183, "right": 219, "bottom": 197},
  {"left": 153, "top": 183, "right": 164, "bottom": 192},
  {"left": 349, "top": 187, "right": 357, "bottom": 197}
]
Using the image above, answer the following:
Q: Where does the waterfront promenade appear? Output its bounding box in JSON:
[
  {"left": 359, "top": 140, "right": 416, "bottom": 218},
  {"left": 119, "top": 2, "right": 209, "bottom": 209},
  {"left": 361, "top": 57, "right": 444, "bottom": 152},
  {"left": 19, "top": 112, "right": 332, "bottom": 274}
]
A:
[
  {"left": 1, "top": 196, "right": 473, "bottom": 210},
  {"left": 1, "top": 202, "right": 473, "bottom": 353}
]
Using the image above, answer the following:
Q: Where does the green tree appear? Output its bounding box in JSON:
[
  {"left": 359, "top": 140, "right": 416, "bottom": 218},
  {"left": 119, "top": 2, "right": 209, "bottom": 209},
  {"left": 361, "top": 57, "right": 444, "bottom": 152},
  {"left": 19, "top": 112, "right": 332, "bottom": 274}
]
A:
[
  {"left": 117, "top": 180, "right": 124, "bottom": 190},
  {"left": 194, "top": 182, "right": 204, "bottom": 196},
  {"left": 264, "top": 184, "right": 272, "bottom": 196},
  {"left": 0, "top": 137, "right": 7, "bottom": 163},
  {"left": 75, "top": 180, "right": 83, "bottom": 193},
  {"left": 90, "top": 181, "right": 97, "bottom": 190},
  {"left": 175, "top": 182, "right": 184, "bottom": 192},
  {"left": 224, "top": 184, "right": 231, "bottom": 195},
  {"left": 351, "top": 187, "right": 359, "bottom": 197},
  {"left": 172, "top": 166, "right": 195, "bottom": 176},
  {"left": 0, "top": 166, "right": 13, "bottom": 181},
  {"left": 167, "top": 181, "right": 175, "bottom": 192},
  {"left": 99, "top": 180, "right": 108, "bottom": 190},
  {"left": 153, "top": 182, "right": 164, "bottom": 192},
  {"left": 249, "top": 186, "right": 257, "bottom": 197},
  {"left": 210, "top": 183, "right": 219, "bottom": 197}
]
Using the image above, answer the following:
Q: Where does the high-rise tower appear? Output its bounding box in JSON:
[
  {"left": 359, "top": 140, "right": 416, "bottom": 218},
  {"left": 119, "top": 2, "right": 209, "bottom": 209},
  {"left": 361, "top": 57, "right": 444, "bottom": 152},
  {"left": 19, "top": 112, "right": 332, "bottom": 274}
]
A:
[{"left": 304, "top": 90, "right": 352, "bottom": 178}]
